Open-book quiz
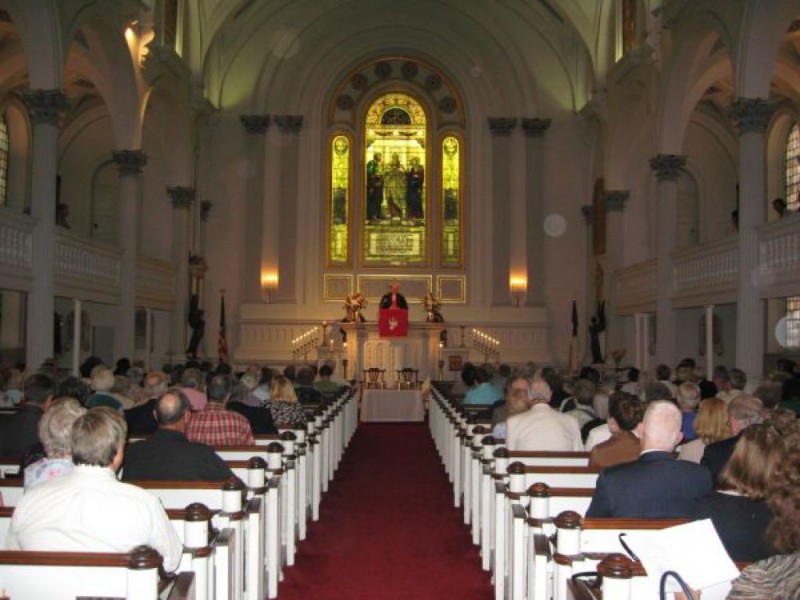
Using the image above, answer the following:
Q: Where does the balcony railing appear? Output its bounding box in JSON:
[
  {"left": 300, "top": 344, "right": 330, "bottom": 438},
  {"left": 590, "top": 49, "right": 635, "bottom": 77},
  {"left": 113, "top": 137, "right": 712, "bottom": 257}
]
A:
[{"left": 671, "top": 236, "right": 738, "bottom": 306}]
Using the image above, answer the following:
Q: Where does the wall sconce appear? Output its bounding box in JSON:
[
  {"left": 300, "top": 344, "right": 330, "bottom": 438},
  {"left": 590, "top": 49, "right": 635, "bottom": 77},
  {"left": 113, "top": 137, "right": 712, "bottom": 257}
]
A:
[
  {"left": 510, "top": 277, "right": 527, "bottom": 307},
  {"left": 261, "top": 273, "right": 279, "bottom": 303}
]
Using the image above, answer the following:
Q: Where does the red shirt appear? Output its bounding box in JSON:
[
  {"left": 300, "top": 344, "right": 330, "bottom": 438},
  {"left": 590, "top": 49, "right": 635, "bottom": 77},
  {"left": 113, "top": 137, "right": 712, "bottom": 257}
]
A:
[{"left": 186, "top": 404, "right": 254, "bottom": 446}]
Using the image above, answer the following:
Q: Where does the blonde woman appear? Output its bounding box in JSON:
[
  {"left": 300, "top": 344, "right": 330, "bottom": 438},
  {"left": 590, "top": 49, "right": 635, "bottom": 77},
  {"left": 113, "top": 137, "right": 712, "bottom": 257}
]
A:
[
  {"left": 678, "top": 397, "right": 729, "bottom": 463},
  {"left": 24, "top": 398, "right": 87, "bottom": 489},
  {"left": 268, "top": 375, "right": 307, "bottom": 428}
]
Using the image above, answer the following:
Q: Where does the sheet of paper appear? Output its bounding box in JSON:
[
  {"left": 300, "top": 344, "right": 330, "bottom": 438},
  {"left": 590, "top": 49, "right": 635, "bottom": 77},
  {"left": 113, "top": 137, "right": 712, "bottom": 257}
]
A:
[{"left": 623, "top": 519, "right": 740, "bottom": 592}]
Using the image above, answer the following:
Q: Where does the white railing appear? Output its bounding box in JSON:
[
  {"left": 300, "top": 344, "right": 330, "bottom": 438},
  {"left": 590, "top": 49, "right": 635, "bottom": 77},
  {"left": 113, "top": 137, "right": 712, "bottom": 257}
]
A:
[
  {"left": 0, "top": 209, "right": 33, "bottom": 270},
  {"left": 758, "top": 215, "right": 800, "bottom": 295},
  {"left": 672, "top": 236, "right": 738, "bottom": 302},
  {"left": 55, "top": 230, "right": 121, "bottom": 286},
  {"left": 615, "top": 259, "right": 656, "bottom": 314}
]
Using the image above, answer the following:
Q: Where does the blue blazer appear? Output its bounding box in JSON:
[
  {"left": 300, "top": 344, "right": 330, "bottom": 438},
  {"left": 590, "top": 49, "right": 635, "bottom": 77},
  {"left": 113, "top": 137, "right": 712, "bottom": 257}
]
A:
[{"left": 586, "top": 451, "right": 713, "bottom": 518}]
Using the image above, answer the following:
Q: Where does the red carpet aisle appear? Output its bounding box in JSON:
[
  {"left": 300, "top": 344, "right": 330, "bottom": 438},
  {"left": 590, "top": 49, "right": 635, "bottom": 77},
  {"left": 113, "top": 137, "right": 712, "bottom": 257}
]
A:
[{"left": 280, "top": 423, "right": 493, "bottom": 599}]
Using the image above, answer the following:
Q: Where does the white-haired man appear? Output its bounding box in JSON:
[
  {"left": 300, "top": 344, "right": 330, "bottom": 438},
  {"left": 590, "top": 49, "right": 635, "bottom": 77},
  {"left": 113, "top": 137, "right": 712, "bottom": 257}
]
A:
[
  {"left": 586, "top": 400, "right": 713, "bottom": 518},
  {"left": 506, "top": 378, "right": 583, "bottom": 451}
]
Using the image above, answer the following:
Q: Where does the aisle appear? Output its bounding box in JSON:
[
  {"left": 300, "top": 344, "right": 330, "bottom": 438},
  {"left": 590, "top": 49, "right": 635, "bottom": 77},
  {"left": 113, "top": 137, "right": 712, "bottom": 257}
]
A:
[{"left": 279, "top": 423, "right": 493, "bottom": 599}]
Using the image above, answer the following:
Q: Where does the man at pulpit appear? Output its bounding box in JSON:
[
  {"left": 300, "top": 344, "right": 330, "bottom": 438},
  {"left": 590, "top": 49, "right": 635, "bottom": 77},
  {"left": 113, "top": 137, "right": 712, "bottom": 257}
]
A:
[{"left": 379, "top": 281, "right": 408, "bottom": 310}]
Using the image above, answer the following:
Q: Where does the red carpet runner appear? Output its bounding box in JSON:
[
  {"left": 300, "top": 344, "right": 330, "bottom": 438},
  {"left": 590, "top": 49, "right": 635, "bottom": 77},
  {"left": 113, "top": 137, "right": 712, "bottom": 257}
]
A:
[{"left": 279, "top": 423, "right": 493, "bottom": 599}]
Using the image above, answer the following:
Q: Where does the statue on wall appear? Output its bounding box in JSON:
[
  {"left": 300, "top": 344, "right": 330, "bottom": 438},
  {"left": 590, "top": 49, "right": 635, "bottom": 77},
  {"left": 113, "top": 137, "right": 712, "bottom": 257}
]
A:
[
  {"left": 423, "top": 291, "right": 444, "bottom": 322},
  {"left": 342, "top": 292, "right": 367, "bottom": 323}
]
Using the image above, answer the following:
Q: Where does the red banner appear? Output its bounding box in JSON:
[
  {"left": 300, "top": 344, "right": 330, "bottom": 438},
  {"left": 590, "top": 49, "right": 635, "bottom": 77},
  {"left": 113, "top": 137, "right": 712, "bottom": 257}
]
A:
[{"left": 378, "top": 308, "right": 409, "bottom": 337}]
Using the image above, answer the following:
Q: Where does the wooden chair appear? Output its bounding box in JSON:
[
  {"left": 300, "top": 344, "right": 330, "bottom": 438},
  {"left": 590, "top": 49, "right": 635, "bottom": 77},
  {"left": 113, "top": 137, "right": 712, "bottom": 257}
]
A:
[
  {"left": 363, "top": 367, "right": 386, "bottom": 389},
  {"left": 395, "top": 367, "right": 419, "bottom": 389}
]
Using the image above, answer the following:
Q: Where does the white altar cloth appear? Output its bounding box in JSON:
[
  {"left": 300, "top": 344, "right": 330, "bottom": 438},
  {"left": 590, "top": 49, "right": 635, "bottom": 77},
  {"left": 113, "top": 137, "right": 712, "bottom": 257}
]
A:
[{"left": 360, "top": 389, "right": 425, "bottom": 422}]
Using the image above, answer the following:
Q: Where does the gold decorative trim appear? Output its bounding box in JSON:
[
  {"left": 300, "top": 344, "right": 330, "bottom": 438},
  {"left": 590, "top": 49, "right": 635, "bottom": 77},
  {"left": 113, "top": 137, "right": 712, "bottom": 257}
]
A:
[
  {"left": 323, "top": 273, "right": 354, "bottom": 301},
  {"left": 437, "top": 275, "right": 466, "bottom": 303},
  {"left": 357, "top": 273, "right": 433, "bottom": 303}
]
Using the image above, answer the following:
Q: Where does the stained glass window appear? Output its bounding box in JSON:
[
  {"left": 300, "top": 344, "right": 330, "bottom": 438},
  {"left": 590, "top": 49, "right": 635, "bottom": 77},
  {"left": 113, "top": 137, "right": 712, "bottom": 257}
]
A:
[
  {"left": 784, "top": 122, "right": 800, "bottom": 211},
  {"left": 0, "top": 117, "right": 8, "bottom": 206},
  {"left": 363, "top": 93, "right": 427, "bottom": 266},
  {"left": 329, "top": 135, "right": 350, "bottom": 264},
  {"left": 787, "top": 297, "right": 800, "bottom": 349},
  {"left": 441, "top": 136, "right": 461, "bottom": 265}
]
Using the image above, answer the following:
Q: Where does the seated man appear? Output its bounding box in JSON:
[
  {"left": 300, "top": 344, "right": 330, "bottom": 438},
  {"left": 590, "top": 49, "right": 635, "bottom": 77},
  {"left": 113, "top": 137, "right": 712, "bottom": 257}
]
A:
[
  {"left": 294, "top": 365, "right": 322, "bottom": 405},
  {"left": 122, "top": 389, "right": 234, "bottom": 481},
  {"left": 186, "top": 374, "right": 255, "bottom": 446},
  {"left": 586, "top": 401, "right": 713, "bottom": 518},
  {"left": 506, "top": 379, "right": 583, "bottom": 451},
  {"left": 0, "top": 373, "right": 54, "bottom": 458},
  {"left": 314, "top": 363, "right": 343, "bottom": 394},
  {"left": 6, "top": 408, "right": 183, "bottom": 572},
  {"left": 701, "top": 394, "right": 763, "bottom": 486},
  {"left": 125, "top": 370, "right": 169, "bottom": 435}
]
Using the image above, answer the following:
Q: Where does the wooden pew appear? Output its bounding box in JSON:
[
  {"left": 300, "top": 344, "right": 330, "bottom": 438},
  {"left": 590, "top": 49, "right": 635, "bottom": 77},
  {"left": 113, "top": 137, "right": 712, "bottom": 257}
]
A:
[
  {"left": 0, "top": 545, "right": 196, "bottom": 600},
  {"left": 0, "top": 457, "right": 19, "bottom": 478}
]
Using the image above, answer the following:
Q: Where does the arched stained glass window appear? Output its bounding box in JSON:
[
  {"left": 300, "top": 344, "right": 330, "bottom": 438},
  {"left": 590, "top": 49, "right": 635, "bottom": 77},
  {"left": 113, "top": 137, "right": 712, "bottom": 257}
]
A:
[
  {"left": 0, "top": 117, "right": 8, "bottom": 205},
  {"left": 329, "top": 134, "right": 350, "bottom": 264},
  {"left": 784, "top": 122, "right": 800, "bottom": 211},
  {"left": 363, "top": 93, "right": 427, "bottom": 266},
  {"left": 441, "top": 136, "right": 461, "bottom": 265}
]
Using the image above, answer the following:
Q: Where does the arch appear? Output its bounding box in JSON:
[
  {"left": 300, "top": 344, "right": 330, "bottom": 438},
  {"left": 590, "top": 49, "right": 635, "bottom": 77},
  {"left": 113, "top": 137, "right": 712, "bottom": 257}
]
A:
[{"left": 0, "top": 98, "right": 31, "bottom": 212}]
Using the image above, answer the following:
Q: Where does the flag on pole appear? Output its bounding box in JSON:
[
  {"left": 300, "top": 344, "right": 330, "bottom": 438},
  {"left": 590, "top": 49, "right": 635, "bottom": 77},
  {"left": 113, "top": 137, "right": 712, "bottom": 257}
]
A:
[
  {"left": 568, "top": 300, "right": 579, "bottom": 374},
  {"left": 218, "top": 291, "right": 229, "bottom": 364},
  {"left": 571, "top": 300, "right": 579, "bottom": 337}
]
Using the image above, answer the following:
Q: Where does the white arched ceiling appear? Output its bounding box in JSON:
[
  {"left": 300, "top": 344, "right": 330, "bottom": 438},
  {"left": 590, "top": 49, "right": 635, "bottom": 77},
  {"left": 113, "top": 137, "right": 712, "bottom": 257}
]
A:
[
  {"left": 1, "top": 0, "right": 64, "bottom": 88},
  {"left": 202, "top": 0, "right": 592, "bottom": 116}
]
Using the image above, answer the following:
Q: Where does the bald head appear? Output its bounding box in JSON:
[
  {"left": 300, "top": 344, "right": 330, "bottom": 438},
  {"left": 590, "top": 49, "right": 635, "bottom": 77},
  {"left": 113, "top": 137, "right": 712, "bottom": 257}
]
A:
[
  {"left": 641, "top": 401, "right": 683, "bottom": 452},
  {"left": 155, "top": 390, "right": 191, "bottom": 431}
]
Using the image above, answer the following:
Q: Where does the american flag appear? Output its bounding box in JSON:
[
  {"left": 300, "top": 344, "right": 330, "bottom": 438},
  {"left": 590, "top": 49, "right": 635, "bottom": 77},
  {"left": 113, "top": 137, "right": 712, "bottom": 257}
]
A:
[{"left": 218, "top": 291, "right": 229, "bottom": 364}]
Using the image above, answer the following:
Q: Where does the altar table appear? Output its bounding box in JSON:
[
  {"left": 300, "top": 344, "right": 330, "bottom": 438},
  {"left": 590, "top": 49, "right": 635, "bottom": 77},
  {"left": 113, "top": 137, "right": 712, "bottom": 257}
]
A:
[{"left": 360, "top": 389, "right": 425, "bottom": 422}]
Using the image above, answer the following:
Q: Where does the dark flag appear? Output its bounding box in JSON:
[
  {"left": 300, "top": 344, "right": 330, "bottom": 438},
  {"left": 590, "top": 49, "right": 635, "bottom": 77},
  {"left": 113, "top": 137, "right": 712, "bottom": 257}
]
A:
[
  {"left": 571, "top": 300, "right": 579, "bottom": 337},
  {"left": 218, "top": 292, "right": 229, "bottom": 364}
]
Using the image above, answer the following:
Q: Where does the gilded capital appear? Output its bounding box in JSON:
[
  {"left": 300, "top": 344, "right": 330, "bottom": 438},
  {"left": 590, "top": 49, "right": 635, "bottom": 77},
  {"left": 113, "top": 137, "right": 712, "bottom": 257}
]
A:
[
  {"left": 581, "top": 205, "right": 594, "bottom": 225},
  {"left": 521, "top": 118, "right": 552, "bottom": 138},
  {"left": 240, "top": 114, "right": 270, "bottom": 135},
  {"left": 488, "top": 117, "right": 517, "bottom": 137},
  {"left": 729, "top": 98, "right": 776, "bottom": 135},
  {"left": 649, "top": 154, "right": 686, "bottom": 181},
  {"left": 112, "top": 150, "right": 147, "bottom": 176},
  {"left": 167, "top": 186, "right": 195, "bottom": 209},
  {"left": 274, "top": 115, "right": 304, "bottom": 134},
  {"left": 23, "top": 89, "right": 69, "bottom": 126},
  {"left": 603, "top": 190, "right": 630, "bottom": 212}
]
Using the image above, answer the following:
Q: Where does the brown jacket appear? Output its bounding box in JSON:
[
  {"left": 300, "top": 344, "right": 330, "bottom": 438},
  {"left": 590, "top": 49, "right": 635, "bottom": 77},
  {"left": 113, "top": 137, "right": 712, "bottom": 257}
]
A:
[{"left": 589, "top": 431, "right": 641, "bottom": 469}]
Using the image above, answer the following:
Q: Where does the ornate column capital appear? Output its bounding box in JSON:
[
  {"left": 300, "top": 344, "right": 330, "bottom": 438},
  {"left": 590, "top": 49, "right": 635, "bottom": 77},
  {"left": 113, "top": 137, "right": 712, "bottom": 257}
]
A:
[
  {"left": 200, "top": 200, "right": 212, "bottom": 222},
  {"left": 274, "top": 115, "right": 303, "bottom": 134},
  {"left": 729, "top": 97, "right": 776, "bottom": 135},
  {"left": 649, "top": 154, "right": 687, "bottom": 181},
  {"left": 240, "top": 114, "right": 270, "bottom": 135},
  {"left": 521, "top": 118, "right": 552, "bottom": 138},
  {"left": 603, "top": 190, "right": 630, "bottom": 212},
  {"left": 112, "top": 150, "right": 147, "bottom": 175},
  {"left": 581, "top": 205, "right": 594, "bottom": 225},
  {"left": 488, "top": 117, "right": 517, "bottom": 136},
  {"left": 167, "top": 186, "right": 195, "bottom": 209},
  {"left": 22, "top": 89, "right": 69, "bottom": 126}
]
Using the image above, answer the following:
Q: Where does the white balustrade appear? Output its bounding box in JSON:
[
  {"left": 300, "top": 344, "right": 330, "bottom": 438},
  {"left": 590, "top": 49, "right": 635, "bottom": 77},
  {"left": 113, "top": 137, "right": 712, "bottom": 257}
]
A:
[
  {"left": 0, "top": 210, "right": 33, "bottom": 271},
  {"left": 672, "top": 236, "right": 738, "bottom": 305},
  {"left": 758, "top": 215, "right": 800, "bottom": 296}
]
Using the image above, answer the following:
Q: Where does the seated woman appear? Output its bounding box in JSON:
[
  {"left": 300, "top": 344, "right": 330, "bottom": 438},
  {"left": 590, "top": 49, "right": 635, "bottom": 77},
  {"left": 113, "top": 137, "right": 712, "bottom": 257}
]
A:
[
  {"left": 727, "top": 435, "right": 800, "bottom": 598},
  {"left": 267, "top": 375, "right": 308, "bottom": 428},
  {"left": 588, "top": 392, "right": 644, "bottom": 469},
  {"left": 678, "top": 397, "right": 730, "bottom": 463},
  {"left": 692, "top": 424, "right": 784, "bottom": 562},
  {"left": 24, "top": 398, "right": 87, "bottom": 489},
  {"left": 492, "top": 375, "right": 531, "bottom": 439}
]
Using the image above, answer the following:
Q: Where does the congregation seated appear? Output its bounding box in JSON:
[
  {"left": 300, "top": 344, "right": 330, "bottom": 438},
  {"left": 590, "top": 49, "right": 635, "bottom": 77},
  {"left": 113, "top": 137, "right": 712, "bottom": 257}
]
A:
[
  {"left": 186, "top": 373, "right": 255, "bottom": 446},
  {"left": 540, "top": 367, "right": 569, "bottom": 409},
  {"left": 56, "top": 374, "right": 90, "bottom": 405},
  {"left": 0, "top": 373, "right": 53, "bottom": 458},
  {"left": 563, "top": 378, "right": 597, "bottom": 429},
  {"left": 125, "top": 370, "right": 168, "bottom": 435},
  {"left": 678, "top": 397, "right": 729, "bottom": 463},
  {"left": 586, "top": 400, "right": 712, "bottom": 518},
  {"left": 491, "top": 375, "right": 532, "bottom": 439},
  {"left": 179, "top": 367, "right": 207, "bottom": 411},
  {"left": 5, "top": 407, "right": 183, "bottom": 572},
  {"left": 451, "top": 361, "right": 477, "bottom": 398},
  {"left": 714, "top": 365, "right": 745, "bottom": 405},
  {"left": 85, "top": 365, "right": 122, "bottom": 411},
  {"left": 122, "top": 389, "right": 234, "bottom": 481},
  {"left": 24, "top": 397, "right": 86, "bottom": 489},
  {"left": 0, "top": 368, "right": 24, "bottom": 407},
  {"left": 294, "top": 365, "right": 322, "bottom": 405},
  {"left": 677, "top": 381, "right": 700, "bottom": 442},
  {"left": 314, "top": 363, "right": 343, "bottom": 394},
  {"left": 227, "top": 371, "right": 279, "bottom": 435},
  {"left": 655, "top": 363, "right": 678, "bottom": 399},
  {"left": 462, "top": 363, "right": 502, "bottom": 406},
  {"left": 588, "top": 391, "right": 643, "bottom": 470},
  {"left": 701, "top": 394, "right": 763, "bottom": 486},
  {"left": 506, "top": 378, "right": 583, "bottom": 452},
  {"left": 268, "top": 375, "right": 308, "bottom": 428},
  {"left": 692, "top": 423, "right": 787, "bottom": 562}
]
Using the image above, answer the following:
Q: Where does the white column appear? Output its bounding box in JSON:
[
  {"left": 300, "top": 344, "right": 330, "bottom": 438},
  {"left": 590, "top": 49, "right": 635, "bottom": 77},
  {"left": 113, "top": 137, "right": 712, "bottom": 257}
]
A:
[
  {"left": 23, "top": 89, "right": 68, "bottom": 369},
  {"left": 239, "top": 115, "right": 269, "bottom": 301},
  {"left": 730, "top": 98, "right": 774, "bottom": 382},
  {"left": 604, "top": 191, "right": 630, "bottom": 352},
  {"left": 112, "top": 150, "right": 147, "bottom": 360},
  {"left": 71, "top": 298, "right": 82, "bottom": 376},
  {"left": 705, "top": 304, "right": 715, "bottom": 379},
  {"left": 649, "top": 154, "right": 687, "bottom": 368},
  {"left": 488, "top": 118, "right": 516, "bottom": 305},
  {"left": 273, "top": 115, "right": 303, "bottom": 303},
  {"left": 167, "top": 186, "right": 195, "bottom": 361},
  {"left": 521, "top": 118, "right": 551, "bottom": 305}
]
